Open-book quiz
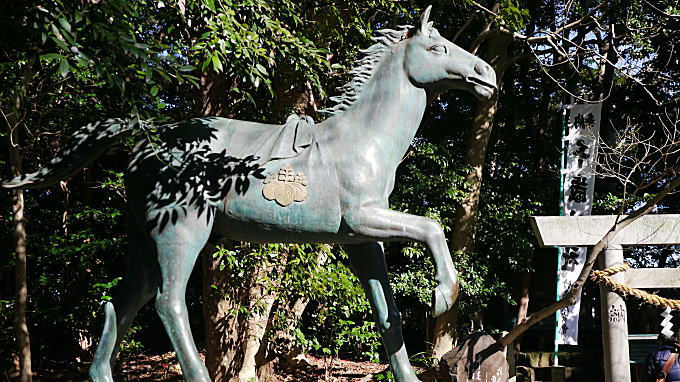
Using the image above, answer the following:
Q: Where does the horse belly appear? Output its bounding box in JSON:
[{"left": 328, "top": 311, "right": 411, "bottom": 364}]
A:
[{"left": 214, "top": 148, "right": 343, "bottom": 242}]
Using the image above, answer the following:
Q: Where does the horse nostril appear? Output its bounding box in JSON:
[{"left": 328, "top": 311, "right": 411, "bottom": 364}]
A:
[{"left": 474, "top": 62, "right": 490, "bottom": 75}]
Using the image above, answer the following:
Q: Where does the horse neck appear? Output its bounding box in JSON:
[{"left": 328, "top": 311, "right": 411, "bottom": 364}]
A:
[{"left": 326, "top": 45, "right": 427, "bottom": 166}]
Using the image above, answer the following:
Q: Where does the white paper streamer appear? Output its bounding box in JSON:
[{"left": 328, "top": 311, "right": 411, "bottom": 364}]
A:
[{"left": 661, "top": 307, "right": 674, "bottom": 339}]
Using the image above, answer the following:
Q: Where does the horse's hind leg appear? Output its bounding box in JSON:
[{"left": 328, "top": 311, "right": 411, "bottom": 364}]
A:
[
  {"left": 152, "top": 208, "right": 213, "bottom": 382},
  {"left": 89, "top": 222, "right": 160, "bottom": 382},
  {"left": 345, "top": 242, "right": 421, "bottom": 382}
]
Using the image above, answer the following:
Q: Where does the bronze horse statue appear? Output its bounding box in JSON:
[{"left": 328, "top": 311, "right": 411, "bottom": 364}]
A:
[{"left": 3, "top": 6, "right": 496, "bottom": 382}]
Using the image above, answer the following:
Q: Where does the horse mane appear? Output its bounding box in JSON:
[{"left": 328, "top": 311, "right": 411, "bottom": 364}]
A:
[{"left": 319, "top": 25, "right": 413, "bottom": 117}]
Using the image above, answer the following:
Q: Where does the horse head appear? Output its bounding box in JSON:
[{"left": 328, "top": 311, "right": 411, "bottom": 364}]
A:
[{"left": 404, "top": 6, "right": 497, "bottom": 99}]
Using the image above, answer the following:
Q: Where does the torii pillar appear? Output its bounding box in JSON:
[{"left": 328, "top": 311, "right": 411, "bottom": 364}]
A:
[{"left": 530, "top": 214, "right": 680, "bottom": 382}]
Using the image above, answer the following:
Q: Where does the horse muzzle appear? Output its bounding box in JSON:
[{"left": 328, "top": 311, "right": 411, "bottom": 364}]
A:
[{"left": 466, "top": 76, "right": 497, "bottom": 99}]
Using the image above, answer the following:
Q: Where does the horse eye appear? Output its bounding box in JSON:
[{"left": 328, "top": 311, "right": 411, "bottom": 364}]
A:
[{"left": 429, "top": 44, "right": 447, "bottom": 54}]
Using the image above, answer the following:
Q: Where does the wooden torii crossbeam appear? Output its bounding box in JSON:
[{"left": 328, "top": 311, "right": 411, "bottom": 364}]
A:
[{"left": 530, "top": 214, "right": 680, "bottom": 382}]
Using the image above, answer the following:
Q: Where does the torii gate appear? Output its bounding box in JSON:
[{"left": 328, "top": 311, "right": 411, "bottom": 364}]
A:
[{"left": 531, "top": 214, "right": 680, "bottom": 382}]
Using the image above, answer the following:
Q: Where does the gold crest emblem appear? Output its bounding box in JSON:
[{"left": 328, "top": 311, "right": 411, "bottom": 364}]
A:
[{"left": 262, "top": 164, "right": 308, "bottom": 206}]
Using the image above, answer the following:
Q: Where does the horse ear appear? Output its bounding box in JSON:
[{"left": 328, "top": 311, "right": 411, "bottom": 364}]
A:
[{"left": 417, "top": 5, "right": 433, "bottom": 34}]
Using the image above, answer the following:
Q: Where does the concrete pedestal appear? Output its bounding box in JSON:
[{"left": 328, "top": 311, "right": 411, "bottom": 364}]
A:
[{"left": 598, "top": 245, "right": 630, "bottom": 382}]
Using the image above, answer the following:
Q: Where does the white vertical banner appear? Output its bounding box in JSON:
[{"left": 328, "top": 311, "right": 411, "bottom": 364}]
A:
[{"left": 556, "top": 100, "right": 602, "bottom": 345}]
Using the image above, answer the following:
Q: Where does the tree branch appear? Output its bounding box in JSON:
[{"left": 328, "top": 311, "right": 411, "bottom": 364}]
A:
[
  {"left": 641, "top": 0, "right": 680, "bottom": 19},
  {"left": 453, "top": 10, "right": 480, "bottom": 43},
  {"left": 511, "top": 0, "right": 613, "bottom": 42}
]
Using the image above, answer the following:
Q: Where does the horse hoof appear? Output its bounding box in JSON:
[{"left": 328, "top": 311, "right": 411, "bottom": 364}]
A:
[
  {"left": 432, "top": 282, "right": 459, "bottom": 318},
  {"left": 391, "top": 365, "right": 422, "bottom": 382},
  {"left": 396, "top": 376, "right": 423, "bottom": 382},
  {"left": 89, "top": 366, "right": 114, "bottom": 382}
]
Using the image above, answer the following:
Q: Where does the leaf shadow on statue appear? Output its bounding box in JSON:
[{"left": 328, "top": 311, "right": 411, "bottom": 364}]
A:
[{"left": 126, "top": 118, "right": 266, "bottom": 233}]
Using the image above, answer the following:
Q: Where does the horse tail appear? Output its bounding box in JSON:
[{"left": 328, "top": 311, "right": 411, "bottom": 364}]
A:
[{"left": 2, "top": 118, "right": 135, "bottom": 189}]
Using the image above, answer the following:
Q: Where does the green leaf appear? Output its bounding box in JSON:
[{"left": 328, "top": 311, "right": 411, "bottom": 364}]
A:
[
  {"left": 58, "top": 17, "right": 71, "bottom": 32},
  {"left": 51, "top": 36, "right": 68, "bottom": 51},
  {"left": 255, "top": 63, "right": 268, "bottom": 75},
  {"left": 150, "top": 85, "right": 158, "bottom": 96},
  {"left": 59, "top": 59, "right": 70, "bottom": 77},
  {"left": 201, "top": 57, "right": 211, "bottom": 72},
  {"left": 211, "top": 53, "right": 223, "bottom": 72},
  {"left": 40, "top": 53, "right": 63, "bottom": 61}
]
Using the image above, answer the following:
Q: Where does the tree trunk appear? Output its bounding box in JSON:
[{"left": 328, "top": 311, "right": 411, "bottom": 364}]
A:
[
  {"left": 9, "top": 147, "right": 32, "bottom": 382},
  {"left": 278, "top": 296, "right": 313, "bottom": 367},
  {"left": 267, "top": 248, "right": 328, "bottom": 370},
  {"left": 514, "top": 271, "right": 531, "bottom": 354},
  {"left": 195, "top": 68, "right": 244, "bottom": 379},
  {"left": 241, "top": 246, "right": 328, "bottom": 380},
  {"left": 5, "top": 57, "right": 36, "bottom": 382},
  {"left": 196, "top": 71, "right": 233, "bottom": 118},
  {"left": 6, "top": 116, "right": 32, "bottom": 381},
  {"left": 195, "top": 80, "right": 271, "bottom": 381},
  {"left": 431, "top": 31, "right": 513, "bottom": 359},
  {"left": 237, "top": 253, "right": 288, "bottom": 382},
  {"left": 201, "top": 244, "right": 228, "bottom": 379}
]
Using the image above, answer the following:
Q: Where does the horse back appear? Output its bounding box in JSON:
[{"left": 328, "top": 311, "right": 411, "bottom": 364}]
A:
[{"left": 214, "top": 136, "right": 343, "bottom": 243}]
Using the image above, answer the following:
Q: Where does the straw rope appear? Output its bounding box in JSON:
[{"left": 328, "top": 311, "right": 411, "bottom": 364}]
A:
[{"left": 590, "top": 263, "right": 680, "bottom": 310}]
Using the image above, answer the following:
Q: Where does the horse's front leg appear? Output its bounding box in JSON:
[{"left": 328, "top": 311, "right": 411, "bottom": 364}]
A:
[
  {"left": 345, "top": 242, "right": 421, "bottom": 382},
  {"left": 345, "top": 206, "right": 459, "bottom": 317}
]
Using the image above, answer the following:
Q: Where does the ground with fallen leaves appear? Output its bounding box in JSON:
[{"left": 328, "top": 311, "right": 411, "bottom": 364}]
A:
[{"left": 6, "top": 352, "right": 396, "bottom": 381}]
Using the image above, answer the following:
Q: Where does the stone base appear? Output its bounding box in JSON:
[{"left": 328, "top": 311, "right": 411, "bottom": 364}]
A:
[{"left": 420, "top": 333, "right": 509, "bottom": 381}]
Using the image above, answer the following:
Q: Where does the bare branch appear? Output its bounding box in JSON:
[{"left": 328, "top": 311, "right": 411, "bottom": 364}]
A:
[
  {"left": 509, "top": 0, "right": 613, "bottom": 42},
  {"left": 453, "top": 10, "right": 480, "bottom": 43},
  {"left": 641, "top": 0, "right": 680, "bottom": 18},
  {"left": 598, "top": 111, "right": 680, "bottom": 192},
  {"left": 469, "top": 1, "right": 498, "bottom": 17}
]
